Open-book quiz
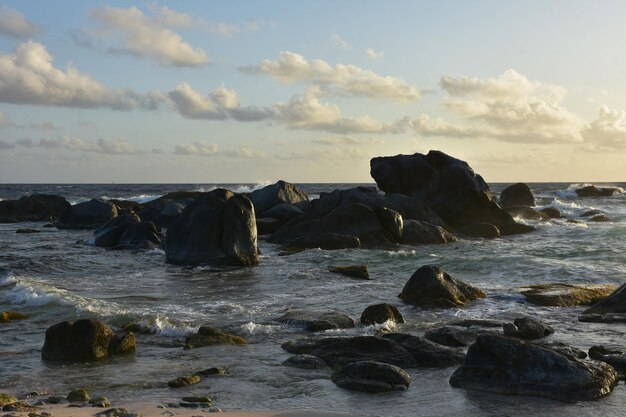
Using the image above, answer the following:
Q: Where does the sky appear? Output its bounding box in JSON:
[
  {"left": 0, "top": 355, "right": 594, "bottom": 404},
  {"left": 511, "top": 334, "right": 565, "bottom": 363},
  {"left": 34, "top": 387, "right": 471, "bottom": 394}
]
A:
[{"left": 0, "top": 0, "right": 625, "bottom": 183}]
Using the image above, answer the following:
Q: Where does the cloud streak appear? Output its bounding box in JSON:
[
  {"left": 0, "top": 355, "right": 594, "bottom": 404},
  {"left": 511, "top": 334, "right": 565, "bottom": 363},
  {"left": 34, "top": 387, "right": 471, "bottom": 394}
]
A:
[{"left": 0, "top": 6, "right": 41, "bottom": 39}]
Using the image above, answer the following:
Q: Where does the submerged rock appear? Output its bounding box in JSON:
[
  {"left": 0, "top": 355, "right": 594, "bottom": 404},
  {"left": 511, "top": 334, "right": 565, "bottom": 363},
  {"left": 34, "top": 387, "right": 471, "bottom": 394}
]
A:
[
  {"left": 498, "top": 183, "right": 536, "bottom": 208},
  {"left": 575, "top": 185, "right": 622, "bottom": 197},
  {"left": 399, "top": 265, "right": 486, "bottom": 308},
  {"left": 0, "top": 311, "right": 28, "bottom": 323},
  {"left": 424, "top": 326, "right": 479, "bottom": 348},
  {"left": 185, "top": 326, "right": 246, "bottom": 348},
  {"left": 167, "top": 375, "right": 201, "bottom": 388},
  {"left": 520, "top": 283, "right": 616, "bottom": 307},
  {"left": 308, "top": 336, "right": 417, "bottom": 368},
  {"left": 57, "top": 199, "right": 118, "bottom": 230},
  {"left": 578, "top": 313, "right": 626, "bottom": 323},
  {"left": 282, "top": 354, "right": 329, "bottom": 370},
  {"left": 331, "top": 361, "right": 411, "bottom": 393},
  {"left": 503, "top": 317, "right": 554, "bottom": 340},
  {"left": 449, "top": 335, "right": 618, "bottom": 402},
  {"left": 402, "top": 220, "right": 456, "bottom": 245},
  {"left": 589, "top": 346, "right": 626, "bottom": 378},
  {"left": 277, "top": 309, "right": 355, "bottom": 331},
  {"left": 329, "top": 265, "right": 369, "bottom": 280},
  {"left": 382, "top": 333, "right": 465, "bottom": 367},
  {"left": 589, "top": 214, "right": 610, "bottom": 222},
  {"left": 15, "top": 228, "right": 40, "bottom": 234},
  {"left": 360, "top": 303, "right": 404, "bottom": 325},
  {"left": 280, "top": 234, "right": 360, "bottom": 252}
]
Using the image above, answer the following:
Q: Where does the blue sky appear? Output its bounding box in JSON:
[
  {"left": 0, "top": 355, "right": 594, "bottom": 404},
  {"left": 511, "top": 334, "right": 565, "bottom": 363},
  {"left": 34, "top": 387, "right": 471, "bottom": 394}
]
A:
[{"left": 0, "top": 1, "right": 625, "bottom": 183}]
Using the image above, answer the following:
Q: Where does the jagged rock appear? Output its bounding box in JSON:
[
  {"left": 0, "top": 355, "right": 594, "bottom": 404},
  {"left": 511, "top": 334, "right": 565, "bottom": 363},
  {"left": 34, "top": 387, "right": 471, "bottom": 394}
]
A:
[
  {"left": 331, "top": 361, "right": 411, "bottom": 392},
  {"left": 583, "top": 283, "right": 626, "bottom": 314},
  {"left": 280, "top": 234, "right": 360, "bottom": 252},
  {"left": 185, "top": 326, "right": 246, "bottom": 348},
  {"left": 504, "top": 207, "right": 549, "bottom": 221},
  {"left": 329, "top": 265, "right": 369, "bottom": 280},
  {"left": 282, "top": 354, "right": 329, "bottom": 369},
  {"left": 382, "top": 333, "right": 465, "bottom": 367},
  {"left": 503, "top": 317, "right": 554, "bottom": 340},
  {"left": 360, "top": 304, "right": 404, "bottom": 325},
  {"left": 499, "top": 183, "right": 536, "bottom": 208},
  {"left": 575, "top": 185, "right": 622, "bottom": 197},
  {"left": 277, "top": 309, "right": 355, "bottom": 331},
  {"left": 399, "top": 265, "right": 486, "bottom": 307},
  {"left": 424, "top": 326, "right": 478, "bottom": 347},
  {"left": 57, "top": 199, "right": 118, "bottom": 230},
  {"left": 457, "top": 223, "right": 500, "bottom": 239},
  {"left": 250, "top": 181, "right": 309, "bottom": 213},
  {"left": 67, "top": 388, "right": 89, "bottom": 402},
  {"left": 540, "top": 207, "right": 562, "bottom": 219},
  {"left": 449, "top": 335, "right": 619, "bottom": 401},
  {"left": 402, "top": 220, "right": 456, "bottom": 245},
  {"left": 0, "top": 194, "right": 71, "bottom": 221},
  {"left": 167, "top": 375, "right": 201, "bottom": 388},
  {"left": 520, "top": 283, "right": 616, "bottom": 307}
]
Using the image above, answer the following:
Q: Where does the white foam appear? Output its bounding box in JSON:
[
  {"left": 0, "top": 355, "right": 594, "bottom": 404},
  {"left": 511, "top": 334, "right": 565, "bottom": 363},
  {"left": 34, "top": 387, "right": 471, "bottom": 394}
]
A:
[
  {"left": 543, "top": 198, "right": 583, "bottom": 212},
  {"left": 239, "top": 321, "right": 284, "bottom": 335},
  {"left": 146, "top": 316, "right": 198, "bottom": 337},
  {"left": 556, "top": 183, "right": 624, "bottom": 198},
  {"left": 101, "top": 194, "right": 162, "bottom": 204},
  {"left": 386, "top": 249, "right": 417, "bottom": 257}
]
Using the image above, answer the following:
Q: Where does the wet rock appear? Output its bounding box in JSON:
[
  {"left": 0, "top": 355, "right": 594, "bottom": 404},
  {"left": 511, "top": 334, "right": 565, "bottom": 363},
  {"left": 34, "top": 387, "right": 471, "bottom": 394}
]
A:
[
  {"left": 540, "top": 207, "right": 562, "bottom": 219},
  {"left": 424, "top": 326, "right": 477, "bottom": 347},
  {"left": 0, "top": 311, "right": 28, "bottom": 323},
  {"left": 402, "top": 220, "right": 456, "bottom": 245},
  {"left": 497, "top": 223, "right": 536, "bottom": 235},
  {"left": 503, "top": 317, "right": 554, "bottom": 340},
  {"left": 504, "top": 207, "right": 549, "bottom": 221},
  {"left": 94, "top": 407, "right": 137, "bottom": 417},
  {"left": 583, "top": 283, "right": 626, "bottom": 315},
  {"left": 589, "top": 346, "right": 626, "bottom": 377},
  {"left": 581, "top": 209, "right": 604, "bottom": 217},
  {"left": 107, "top": 332, "right": 136, "bottom": 355},
  {"left": 448, "top": 319, "right": 505, "bottom": 328},
  {"left": 185, "top": 326, "right": 246, "bottom": 348},
  {"left": 281, "top": 337, "right": 346, "bottom": 354},
  {"left": 57, "top": 199, "right": 118, "bottom": 229},
  {"left": 589, "top": 214, "right": 610, "bottom": 222},
  {"left": 2, "top": 400, "right": 32, "bottom": 412},
  {"left": 277, "top": 309, "right": 355, "bottom": 331},
  {"left": 67, "top": 388, "right": 89, "bottom": 402},
  {"left": 309, "top": 336, "right": 417, "bottom": 368},
  {"left": 94, "top": 214, "right": 140, "bottom": 247},
  {"left": 498, "top": 183, "right": 536, "bottom": 208},
  {"left": 282, "top": 354, "right": 329, "bottom": 369},
  {"left": 195, "top": 367, "right": 230, "bottom": 376},
  {"left": 250, "top": 180, "right": 309, "bottom": 214},
  {"left": 360, "top": 304, "right": 404, "bottom": 325},
  {"left": 578, "top": 313, "right": 626, "bottom": 323},
  {"left": 117, "top": 222, "right": 162, "bottom": 249},
  {"left": 280, "top": 234, "right": 360, "bottom": 252},
  {"left": 15, "top": 228, "right": 40, "bottom": 234},
  {"left": 181, "top": 396, "right": 212, "bottom": 404},
  {"left": 449, "top": 335, "right": 619, "bottom": 402},
  {"left": 520, "top": 283, "right": 616, "bottom": 307},
  {"left": 575, "top": 185, "right": 622, "bottom": 197},
  {"left": 382, "top": 333, "right": 465, "bottom": 367},
  {"left": 167, "top": 375, "right": 201, "bottom": 388},
  {"left": 331, "top": 361, "right": 411, "bottom": 393},
  {"left": 140, "top": 200, "right": 186, "bottom": 230},
  {"left": 89, "top": 397, "right": 111, "bottom": 407},
  {"left": 535, "top": 341, "right": 587, "bottom": 359},
  {"left": 0, "top": 194, "right": 71, "bottom": 221},
  {"left": 567, "top": 219, "right": 583, "bottom": 224},
  {"left": 456, "top": 223, "right": 500, "bottom": 239},
  {"left": 165, "top": 190, "right": 259, "bottom": 266},
  {"left": 0, "top": 394, "right": 17, "bottom": 407},
  {"left": 399, "top": 265, "right": 486, "bottom": 307},
  {"left": 256, "top": 218, "right": 281, "bottom": 235},
  {"left": 260, "top": 203, "right": 304, "bottom": 223},
  {"left": 329, "top": 265, "right": 369, "bottom": 280}
]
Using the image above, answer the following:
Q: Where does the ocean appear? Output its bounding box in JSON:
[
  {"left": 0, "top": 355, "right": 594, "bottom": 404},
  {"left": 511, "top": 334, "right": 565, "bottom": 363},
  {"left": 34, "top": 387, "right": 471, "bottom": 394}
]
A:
[{"left": 1, "top": 182, "right": 625, "bottom": 416}]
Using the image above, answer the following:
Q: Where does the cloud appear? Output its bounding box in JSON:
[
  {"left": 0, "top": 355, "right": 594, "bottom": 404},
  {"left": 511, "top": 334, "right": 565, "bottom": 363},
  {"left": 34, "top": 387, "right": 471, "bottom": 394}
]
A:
[
  {"left": 241, "top": 51, "right": 420, "bottom": 101},
  {"left": 581, "top": 105, "right": 626, "bottom": 150},
  {"left": 402, "top": 115, "right": 481, "bottom": 138},
  {"left": 365, "top": 48, "right": 384, "bottom": 60},
  {"left": 0, "top": 139, "right": 14, "bottom": 150},
  {"left": 38, "top": 136, "right": 141, "bottom": 154},
  {"left": 29, "top": 121, "right": 57, "bottom": 130},
  {"left": 312, "top": 136, "right": 385, "bottom": 146},
  {"left": 173, "top": 141, "right": 219, "bottom": 156},
  {"left": 91, "top": 6, "right": 209, "bottom": 67},
  {"left": 331, "top": 33, "right": 351, "bottom": 49},
  {"left": 0, "top": 6, "right": 42, "bottom": 39},
  {"left": 0, "top": 41, "right": 165, "bottom": 110},
  {"left": 223, "top": 146, "right": 267, "bottom": 158},
  {"left": 0, "top": 110, "right": 5, "bottom": 126}
]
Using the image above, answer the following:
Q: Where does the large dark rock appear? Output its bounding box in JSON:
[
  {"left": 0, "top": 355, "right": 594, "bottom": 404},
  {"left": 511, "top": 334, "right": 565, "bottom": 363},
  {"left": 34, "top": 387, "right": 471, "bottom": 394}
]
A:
[
  {"left": 370, "top": 151, "right": 516, "bottom": 229},
  {"left": 449, "top": 335, "right": 618, "bottom": 402},
  {"left": 457, "top": 223, "right": 500, "bottom": 239},
  {"left": 583, "top": 283, "right": 626, "bottom": 315},
  {"left": 93, "top": 214, "right": 140, "bottom": 247},
  {"left": 165, "top": 190, "right": 259, "bottom": 266},
  {"left": 360, "top": 304, "right": 404, "bottom": 325},
  {"left": 277, "top": 309, "right": 355, "bottom": 331},
  {"left": 42, "top": 319, "right": 135, "bottom": 361},
  {"left": 383, "top": 333, "right": 465, "bottom": 367},
  {"left": 280, "top": 233, "right": 360, "bottom": 252},
  {"left": 424, "top": 326, "right": 479, "bottom": 348},
  {"left": 589, "top": 346, "right": 626, "bottom": 378},
  {"left": 282, "top": 354, "right": 329, "bottom": 369},
  {"left": 540, "top": 207, "right": 562, "bottom": 219},
  {"left": 399, "top": 265, "right": 486, "bottom": 308},
  {"left": 499, "top": 183, "right": 535, "bottom": 208},
  {"left": 139, "top": 201, "right": 185, "bottom": 229},
  {"left": 260, "top": 203, "right": 304, "bottom": 223},
  {"left": 0, "top": 194, "right": 71, "bottom": 221},
  {"left": 117, "top": 222, "right": 162, "bottom": 249},
  {"left": 331, "top": 361, "right": 411, "bottom": 392},
  {"left": 250, "top": 180, "right": 309, "bottom": 214},
  {"left": 329, "top": 265, "right": 369, "bottom": 280},
  {"left": 575, "top": 185, "right": 622, "bottom": 197},
  {"left": 56, "top": 199, "right": 118, "bottom": 230},
  {"left": 503, "top": 317, "right": 554, "bottom": 340},
  {"left": 281, "top": 337, "right": 347, "bottom": 355},
  {"left": 308, "top": 336, "right": 418, "bottom": 368},
  {"left": 402, "top": 220, "right": 456, "bottom": 245}
]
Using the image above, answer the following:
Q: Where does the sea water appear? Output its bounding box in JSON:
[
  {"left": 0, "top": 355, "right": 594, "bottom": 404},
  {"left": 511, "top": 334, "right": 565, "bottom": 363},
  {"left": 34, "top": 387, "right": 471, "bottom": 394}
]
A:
[{"left": 1, "top": 182, "right": 625, "bottom": 416}]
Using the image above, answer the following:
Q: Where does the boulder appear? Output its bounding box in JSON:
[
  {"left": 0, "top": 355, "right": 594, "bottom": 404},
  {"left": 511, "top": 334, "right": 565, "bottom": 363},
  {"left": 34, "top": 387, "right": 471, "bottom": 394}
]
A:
[
  {"left": 0, "top": 194, "right": 71, "bottom": 221},
  {"left": 0, "top": 394, "right": 17, "bottom": 407},
  {"left": 329, "top": 265, "right": 369, "bottom": 280},
  {"left": 583, "top": 283, "right": 626, "bottom": 314},
  {"left": 402, "top": 220, "right": 456, "bottom": 245},
  {"left": 575, "top": 185, "right": 622, "bottom": 197},
  {"left": 57, "top": 199, "right": 118, "bottom": 230},
  {"left": 456, "top": 223, "right": 500, "bottom": 239},
  {"left": 185, "top": 326, "right": 247, "bottom": 348},
  {"left": 256, "top": 217, "right": 282, "bottom": 235},
  {"left": 520, "top": 283, "right": 616, "bottom": 307},
  {"left": 589, "top": 214, "right": 610, "bottom": 222},
  {"left": 140, "top": 201, "right": 186, "bottom": 230},
  {"left": 398, "top": 265, "right": 486, "bottom": 307},
  {"left": 281, "top": 337, "right": 346, "bottom": 355},
  {"left": 308, "top": 336, "right": 417, "bottom": 368},
  {"left": 331, "top": 361, "right": 411, "bottom": 392},
  {"left": 250, "top": 180, "right": 309, "bottom": 213},
  {"left": 382, "top": 333, "right": 465, "bottom": 367},
  {"left": 581, "top": 209, "right": 604, "bottom": 217},
  {"left": 498, "top": 183, "right": 535, "bottom": 208},
  {"left": 67, "top": 389, "right": 89, "bottom": 402},
  {"left": 0, "top": 311, "right": 28, "bottom": 322},
  {"left": 503, "top": 317, "right": 554, "bottom": 340},
  {"left": 448, "top": 318, "right": 505, "bottom": 328},
  {"left": 504, "top": 207, "right": 549, "bottom": 221},
  {"left": 117, "top": 222, "right": 162, "bottom": 249},
  {"left": 93, "top": 214, "right": 140, "bottom": 247},
  {"left": 589, "top": 346, "right": 626, "bottom": 377},
  {"left": 280, "top": 234, "right": 360, "bottom": 252},
  {"left": 360, "top": 304, "right": 404, "bottom": 325},
  {"left": 168, "top": 375, "right": 201, "bottom": 388},
  {"left": 165, "top": 190, "right": 259, "bottom": 266},
  {"left": 282, "top": 354, "right": 329, "bottom": 369},
  {"left": 260, "top": 203, "right": 304, "bottom": 223},
  {"left": 540, "top": 207, "right": 562, "bottom": 219},
  {"left": 449, "top": 335, "right": 618, "bottom": 401},
  {"left": 195, "top": 366, "right": 230, "bottom": 376},
  {"left": 277, "top": 309, "right": 355, "bottom": 331},
  {"left": 578, "top": 313, "right": 626, "bottom": 324},
  {"left": 497, "top": 223, "right": 536, "bottom": 235},
  {"left": 424, "top": 326, "right": 478, "bottom": 347}
]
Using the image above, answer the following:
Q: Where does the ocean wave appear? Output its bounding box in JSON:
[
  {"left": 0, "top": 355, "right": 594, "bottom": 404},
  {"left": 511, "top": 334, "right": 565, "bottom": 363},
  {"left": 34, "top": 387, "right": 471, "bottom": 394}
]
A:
[
  {"left": 101, "top": 194, "right": 162, "bottom": 204},
  {"left": 557, "top": 183, "right": 625, "bottom": 198},
  {"left": 542, "top": 198, "right": 583, "bottom": 212},
  {"left": 239, "top": 321, "right": 285, "bottom": 335},
  {"left": 386, "top": 249, "right": 417, "bottom": 257},
  {"left": 194, "top": 182, "right": 271, "bottom": 195}
]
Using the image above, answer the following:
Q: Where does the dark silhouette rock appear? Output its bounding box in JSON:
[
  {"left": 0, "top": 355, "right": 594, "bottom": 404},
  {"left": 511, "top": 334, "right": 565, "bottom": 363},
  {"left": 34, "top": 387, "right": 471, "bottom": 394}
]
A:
[
  {"left": 521, "top": 284, "right": 616, "bottom": 307},
  {"left": 261, "top": 203, "right": 304, "bottom": 223},
  {"left": 117, "top": 222, "right": 162, "bottom": 249},
  {"left": 535, "top": 341, "right": 587, "bottom": 360},
  {"left": 399, "top": 265, "right": 486, "bottom": 307},
  {"left": 165, "top": 190, "right": 259, "bottom": 266},
  {"left": 382, "top": 333, "right": 465, "bottom": 367},
  {"left": 185, "top": 326, "right": 246, "bottom": 348},
  {"left": 575, "top": 185, "right": 622, "bottom": 197},
  {"left": 503, "top": 317, "right": 554, "bottom": 340},
  {"left": 498, "top": 223, "right": 536, "bottom": 235},
  {"left": 329, "top": 265, "right": 369, "bottom": 280},
  {"left": 540, "top": 207, "right": 562, "bottom": 219},
  {"left": 250, "top": 180, "right": 309, "bottom": 213},
  {"left": 309, "top": 336, "right": 418, "bottom": 368},
  {"left": 15, "top": 228, "right": 40, "bottom": 234},
  {"left": 280, "top": 234, "right": 360, "bottom": 252},
  {"left": 449, "top": 335, "right": 618, "bottom": 402},
  {"left": 277, "top": 309, "right": 355, "bottom": 331},
  {"left": 281, "top": 337, "right": 346, "bottom": 355},
  {"left": 424, "top": 326, "right": 478, "bottom": 347},
  {"left": 57, "top": 199, "right": 118, "bottom": 230},
  {"left": 282, "top": 354, "right": 329, "bottom": 369},
  {"left": 360, "top": 304, "right": 404, "bottom": 325},
  {"left": 140, "top": 201, "right": 186, "bottom": 230},
  {"left": 457, "top": 223, "right": 500, "bottom": 239},
  {"left": 0, "top": 194, "right": 71, "bottom": 221},
  {"left": 589, "top": 346, "right": 626, "bottom": 377},
  {"left": 499, "top": 183, "right": 535, "bottom": 208},
  {"left": 94, "top": 214, "right": 140, "bottom": 247},
  {"left": 256, "top": 217, "right": 282, "bottom": 235},
  {"left": 581, "top": 209, "right": 604, "bottom": 217},
  {"left": 583, "top": 283, "right": 626, "bottom": 314},
  {"left": 402, "top": 220, "right": 456, "bottom": 245},
  {"left": 589, "top": 214, "right": 610, "bottom": 222},
  {"left": 331, "top": 361, "right": 411, "bottom": 392}
]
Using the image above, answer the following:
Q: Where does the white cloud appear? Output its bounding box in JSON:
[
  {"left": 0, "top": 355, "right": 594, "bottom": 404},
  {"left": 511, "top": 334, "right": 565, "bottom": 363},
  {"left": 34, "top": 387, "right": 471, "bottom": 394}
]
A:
[
  {"left": 0, "top": 41, "right": 164, "bottom": 110},
  {"left": 38, "top": 136, "right": 141, "bottom": 154},
  {"left": 581, "top": 105, "right": 626, "bottom": 150},
  {"left": 331, "top": 33, "right": 351, "bottom": 49},
  {"left": 365, "top": 48, "right": 384, "bottom": 60},
  {"left": 153, "top": 6, "right": 193, "bottom": 28},
  {"left": 402, "top": 115, "right": 481, "bottom": 138},
  {"left": 91, "top": 6, "right": 209, "bottom": 67},
  {"left": 241, "top": 51, "right": 420, "bottom": 101},
  {"left": 0, "top": 139, "right": 14, "bottom": 150},
  {"left": 173, "top": 141, "right": 219, "bottom": 156},
  {"left": 312, "top": 136, "right": 385, "bottom": 146},
  {"left": 29, "top": 121, "right": 56, "bottom": 130},
  {"left": 0, "top": 6, "right": 41, "bottom": 39},
  {"left": 223, "top": 147, "right": 267, "bottom": 158}
]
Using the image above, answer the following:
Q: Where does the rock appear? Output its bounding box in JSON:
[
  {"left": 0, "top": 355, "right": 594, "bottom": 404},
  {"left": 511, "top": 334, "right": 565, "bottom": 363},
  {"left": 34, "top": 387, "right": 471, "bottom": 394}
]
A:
[
  {"left": 329, "top": 265, "right": 369, "bottom": 280},
  {"left": 57, "top": 199, "right": 118, "bottom": 230},
  {"left": 589, "top": 346, "right": 626, "bottom": 377},
  {"left": 250, "top": 181, "right": 309, "bottom": 214},
  {"left": 0, "top": 311, "right": 28, "bottom": 322},
  {"left": 308, "top": 336, "right": 417, "bottom": 368},
  {"left": 94, "top": 214, "right": 140, "bottom": 247},
  {"left": 575, "top": 185, "right": 622, "bottom": 197},
  {"left": 0, "top": 216, "right": 18, "bottom": 223},
  {"left": 2, "top": 400, "right": 32, "bottom": 412},
  {"left": 497, "top": 223, "right": 536, "bottom": 235},
  {"left": 520, "top": 283, "right": 616, "bottom": 307},
  {"left": 578, "top": 313, "right": 626, "bottom": 323},
  {"left": 195, "top": 367, "right": 230, "bottom": 376},
  {"left": 449, "top": 335, "right": 619, "bottom": 402},
  {"left": 567, "top": 219, "right": 583, "bottom": 224},
  {"left": 0, "top": 194, "right": 71, "bottom": 221},
  {"left": 398, "top": 265, "right": 486, "bottom": 307},
  {"left": 581, "top": 209, "right": 604, "bottom": 217},
  {"left": 165, "top": 190, "right": 259, "bottom": 266},
  {"left": 499, "top": 183, "right": 536, "bottom": 208},
  {"left": 167, "top": 375, "right": 201, "bottom": 388},
  {"left": 15, "top": 228, "right": 40, "bottom": 234},
  {"left": 448, "top": 319, "right": 505, "bottom": 328},
  {"left": 181, "top": 396, "right": 212, "bottom": 404},
  {"left": 256, "top": 218, "right": 282, "bottom": 235},
  {"left": 540, "top": 207, "right": 562, "bottom": 219},
  {"left": 0, "top": 394, "right": 17, "bottom": 407},
  {"left": 382, "top": 333, "right": 465, "bottom": 367},
  {"left": 282, "top": 354, "right": 329, "bottom": 369},
  {"left": 360, "top": 304, "right": 404, "bottom": 325},
  {"left": 535, "top": 341, "right": 587, "bottom": 360},
  {"left": 281, "top": 337, "right": 346, "bottom": 354},
  {"left": 89, "top": 397, "right": 111, "bottom": 408},
  {"left": 67, "top": 389, "right": 89, "bottom": 402},
  {"left": 107, "top": 332, "right": 136, "bottom": 355},
  {"left": 185, "top": 326, "right": 247, "bottom": 348},
  {"left": 280, "top": 234, "right": 361, "bottom": 252},
  {"left": 456, "top": 223, "right": 500, "bottom": 239},
  {"left": 589, "top": 214, "right": 610, "bottom": 222},
  {"left": 424, "top": 326, "right": 477, "bottom": 347},
  {"left": 504, "top": 207, "right": 549, "bottom": 221},
  {"left": 584, "top": 283, "right": 626, "bottom": 314},
  {"left": 260, "top": 203, "right": 304, "bottom": 223},
  {"left": 117, "top": 222, "right": 162, "bottom": 249},
  {"left": 277, "top": 309, "right": 355, "bottom": 331},
  {"left": 331, "top": 361, "right": 411, "bottom": 393},
  {"left": 94, "top": 407, "right": 135, "bottom": 417},
  {"left": 370, "top": 151, "right": 516, "bottom": 229},
  {"left": 140, "top": 201, "right": 186, "bottom": 230},
  {"left": 402, "top": 220, "right": 456, "bottom": 245},
  {"left": 503, "top": 317, "right": 554, "bottom": 340}
]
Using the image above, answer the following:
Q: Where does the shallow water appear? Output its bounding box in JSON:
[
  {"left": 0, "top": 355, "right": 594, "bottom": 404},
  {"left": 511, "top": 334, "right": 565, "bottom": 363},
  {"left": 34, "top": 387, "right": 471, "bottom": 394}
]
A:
[{"left": 1, "top": 182, "right": 625, "bottom": 416}]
